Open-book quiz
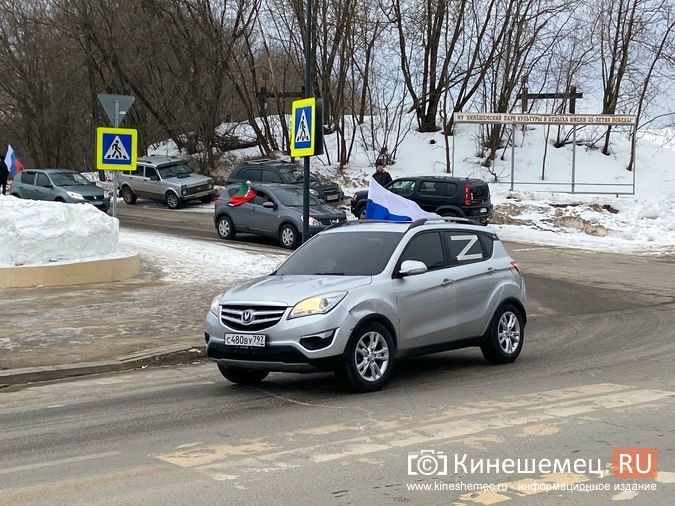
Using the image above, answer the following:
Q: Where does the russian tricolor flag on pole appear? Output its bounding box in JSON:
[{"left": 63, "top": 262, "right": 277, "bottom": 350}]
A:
[
  {"left": 4, "top": 145, "right": 24, "bottom": 177},
  {"left": 365, "top": 178, "right": 440, "bottom": 222}
]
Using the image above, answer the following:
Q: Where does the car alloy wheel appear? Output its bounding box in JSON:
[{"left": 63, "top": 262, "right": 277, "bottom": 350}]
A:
[
  {"left": 166, "top": 192, "right": 180, "bottom": 209},
  {"left": 280, "top": 225, "right": 298, "bottom": 249},
  {"left": 480, "top": 304, "right": 524, "bottom": 365},
  {"left": 217, "top": 216, "right": 235, "bottom": 240},
  {"left": 354, "top": 331, "right": 390, "bottom": 382},
  {"left": 121, "top": 186, "right": 136, "bottom": 204},
  {"left": 497, "top": 311, "right": 521, "bottom": 354}
]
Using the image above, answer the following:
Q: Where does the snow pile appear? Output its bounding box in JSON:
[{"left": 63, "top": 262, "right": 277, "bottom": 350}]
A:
[
  {"left": 0, "top": 195, "right": 120, "bottom": 266},
  {"left": 490, "top": 192, "right": 675, "bottom": 254},
  {"left": 119, "top": 230, "right": 287, "bottom": 283}
]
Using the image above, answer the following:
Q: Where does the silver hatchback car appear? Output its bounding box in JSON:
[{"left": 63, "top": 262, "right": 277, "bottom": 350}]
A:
[{"left": 205, "top": 218, "right": 526, "bottom": 392}]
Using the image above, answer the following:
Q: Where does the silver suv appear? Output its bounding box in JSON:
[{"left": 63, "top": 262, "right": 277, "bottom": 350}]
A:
[
  {"left": 117, "top": 155, "right": 215, "bottom": 209},
  {"left": 205, "top": 219, "right": 527, "bottom": 392}
]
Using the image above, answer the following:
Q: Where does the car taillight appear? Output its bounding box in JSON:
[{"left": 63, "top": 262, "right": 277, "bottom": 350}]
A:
[
  {"left": 214, "top": 197, "right": 221, "bottom": 206},
  {"left": 511, "top": 260, "right": 521, "bottom": 274},
  {"left": 464, "top": 184, "right": 472, "bottom": 205}
]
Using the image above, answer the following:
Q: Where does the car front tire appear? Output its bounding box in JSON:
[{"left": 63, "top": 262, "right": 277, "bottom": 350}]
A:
[
  {"left": 121, "top": 185, "right": 137, "bottom": 205},
  {"left": 218, "top": 365, "right": 269, "bottom": 385},
  {"left": 165, "top": 192, "right": 182, "bottom": 209},
  {"left": 216, "top": 215, "right": 236, "bottom": 240},
  {"left": 481, "top": 304, "right": 525, "bottom": 364},
  {"left": 337, "top": 321, "right": 395, "bottom": 393},
  {"left": 279, "top": 223, "right": 299, "bottom": 249}
]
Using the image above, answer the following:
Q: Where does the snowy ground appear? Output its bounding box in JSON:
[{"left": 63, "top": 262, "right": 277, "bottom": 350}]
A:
[{"left": 118, "top": 230, "right": 286, "bottom": 283}]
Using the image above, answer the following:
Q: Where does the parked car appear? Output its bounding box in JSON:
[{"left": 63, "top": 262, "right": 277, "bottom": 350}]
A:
[
  {"left": 205, "top": 218, "right": 526, "bottom": 392},
  {"left": 9, "top": 169, "right": 110, "bottom": 211},
  {"left": 117, "top": 155, "right": 216, "bottom": 209},
  {"left": 214, "top": 183, "right": 347, "bottom": 249},
  {"left": 227, "top": 159, "right": 344, "bottom": 205},
  {"left": 351, "top": 176, "right": 493, "bottom": 223}
]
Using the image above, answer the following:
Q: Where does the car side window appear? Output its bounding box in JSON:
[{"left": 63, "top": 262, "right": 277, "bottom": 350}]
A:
[
  {"left": 133, "top": 167, "right": 144, "bottom": 176},
  {"left": 22, "top": 172, "right": 36, "bottom": 185},
  {"left": 244, "top": 168, "right": 263, "bottom": 181},
  {"left": 145, "top": 167, "right": 159, "bottom": 180},
  {"left": 399, "top": 232, "right": 446, "bottom": 271},
  {"left": 388, "top": 180, "right": 415, "bottom": 197},
  {"left": 419, "top": 181, "right": 457, "bottom": 197},
  {"left": 252, "top": 191, "right": 271, "bottom": 206},
  {"left": 262, "top": 170, "right": 282, "bottom": 183},
  {"left": 36, "top": 174, "right": 51, "bottom": 188},
  {"left": 444, "top": 232, "right": 486, "bottom": 265}
]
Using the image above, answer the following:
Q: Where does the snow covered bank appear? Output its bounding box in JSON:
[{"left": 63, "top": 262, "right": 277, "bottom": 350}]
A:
[
  {"left": 119, "top": 230, "right": 287, "bottom": 283},
  {"left": 0, "top": 196, "right": 120, "bottom": 266}
]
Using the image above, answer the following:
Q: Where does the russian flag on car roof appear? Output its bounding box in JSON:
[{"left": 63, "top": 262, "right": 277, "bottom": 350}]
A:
[
  {"left": 365, "top": 178, "right": 440, "bottom": 222},
  {"left": 4, "top": 145, "right": 24, "bottom": 177}
]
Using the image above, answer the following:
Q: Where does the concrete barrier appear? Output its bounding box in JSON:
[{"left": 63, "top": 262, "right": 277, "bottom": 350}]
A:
[{"left": 0, "top": 254, "right": 140, "bottom": 288}]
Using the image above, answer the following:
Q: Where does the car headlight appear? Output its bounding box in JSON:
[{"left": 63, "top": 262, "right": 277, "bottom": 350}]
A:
[
  {"left": 104, "top": 190, "right": 112, "bottom": 198},
  {"left": 309, "top": 217, "right": 320, "bottom": 226},
  {"left": 210, "top": 296, "right": 220, "bottom": 315},
  {"left": 208, "top": 181, "right": 214, "bottom": 189},
  {"left": 181, "top": 186, "right": 188, "bottom": 196},
  {"left": 309, "top": 189, "right": 319, "bottom": 196},
  {"left": 66, "top": 191, "right": 84, "bottom": 200},
  {"left": 289, "top": 292, "right": 347, "bottom": 319}
]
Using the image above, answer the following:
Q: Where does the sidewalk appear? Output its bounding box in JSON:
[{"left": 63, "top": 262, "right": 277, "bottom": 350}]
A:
[{"left": 0, "top": 258, "right": 216, "bottom": 375}]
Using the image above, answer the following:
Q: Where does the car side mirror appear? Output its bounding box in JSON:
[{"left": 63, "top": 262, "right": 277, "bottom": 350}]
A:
[
  {"left": 398, "top": 260, "right": 428, "bottom": 277},
  {"left": 262, "top": 201, "right": 276, "bottom": 209}
]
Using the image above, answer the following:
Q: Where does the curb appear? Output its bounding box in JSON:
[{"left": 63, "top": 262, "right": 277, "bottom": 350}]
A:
[{"left": 0, "top": 344, "right": 206, "bottom": 386}]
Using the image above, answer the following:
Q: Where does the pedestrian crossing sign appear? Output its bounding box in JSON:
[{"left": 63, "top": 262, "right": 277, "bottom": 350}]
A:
[
  {"left": 291, "top": 98, "right": 316, "bottom": 157},
  {"left": 96, "top": 127, "right": 137, "bottom": 170}
]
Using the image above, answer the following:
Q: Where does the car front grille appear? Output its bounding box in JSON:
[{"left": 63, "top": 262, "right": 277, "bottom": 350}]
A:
[
  {"left": 187, "top": 184, "right": 211, "bottom": 195},
  {"left": 318, "top": 217, "right": 346, "bottom": 226},
  {"left": 83, "top": 195, "right": 103, "bottom": 201},
  {"left": 220, "top": 304, "right": 287, "bottom": 331}
]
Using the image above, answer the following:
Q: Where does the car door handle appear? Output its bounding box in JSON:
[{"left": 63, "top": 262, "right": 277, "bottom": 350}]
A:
[
  {"left": 441, "top": 278, "right": 455, "bottom": 286},
  {"left": 487, "top": 267, "right": 496, "bottom": 274}
]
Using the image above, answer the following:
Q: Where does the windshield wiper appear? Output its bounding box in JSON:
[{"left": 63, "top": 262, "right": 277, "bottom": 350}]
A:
[{"left": 311, "top": 272, "right": 347, "bottom": 276}]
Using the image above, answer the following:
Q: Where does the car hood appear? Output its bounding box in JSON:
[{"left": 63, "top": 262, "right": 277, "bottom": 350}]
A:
[
  {"left": 220, "top": 275, "right": 372, "bottom": 306},
  {"left": 309, "top": 204, "right": 346, "bottom": 218},
  {"left": 167, "top": 174, "right": 211, "bottom": 185},
  {"left": 61, "top": 185, "right": 104, "bottom": 196}
]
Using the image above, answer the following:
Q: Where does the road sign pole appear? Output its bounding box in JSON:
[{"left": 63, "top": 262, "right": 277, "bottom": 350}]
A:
[
  {"left": 112, "top": 100, "right": 120, "bottom": 218},
  {"left": 572, "top": 126, "right": 577, "bottom": 194},
  {"left": 510, "top": 124, "right": 515, "bottom": 192},
  {"left": 302, "top": 0, "right": 312, "bottom": 244}
]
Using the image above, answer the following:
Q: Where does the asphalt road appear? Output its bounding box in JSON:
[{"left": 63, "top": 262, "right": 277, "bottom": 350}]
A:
[{"left": 1, "top": 205, "right": 674, "bottom": 505}]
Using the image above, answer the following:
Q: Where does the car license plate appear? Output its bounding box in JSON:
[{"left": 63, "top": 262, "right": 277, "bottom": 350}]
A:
[
  {"left": 326, "top": 194, "right": 339, "bottom": 201},
  {"left": 480, "top": 207, "right": 487, "bottom": 213},
  {"left": 224, "top": 334, "right": 266, "bottom": 347}
]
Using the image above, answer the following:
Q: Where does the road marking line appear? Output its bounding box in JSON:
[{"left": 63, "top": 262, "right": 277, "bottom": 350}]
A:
[
  {"left": 154, "top": 385, "right": 673, "bottom": 482},
  {"left": 0, "top": 451, "right": 121, "bottom": 476}
]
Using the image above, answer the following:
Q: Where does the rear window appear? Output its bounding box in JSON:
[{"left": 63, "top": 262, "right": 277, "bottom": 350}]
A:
[
  {"left": 470, "top": 183, "right": 490, "bottom": 201},
  {"left": 276, "top": 231, "right": 404, "bottom": 276}
]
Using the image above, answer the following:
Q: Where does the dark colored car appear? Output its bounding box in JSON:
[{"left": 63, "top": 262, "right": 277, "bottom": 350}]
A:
[
  {"left": 351, "top": 176, "right": 493, "bottom": 223},
  {"left": 227, "top": 160, "right": 344, "bottom": 205},
  {"left": 214, "top": 183, "right": 347, "bottom": 249},
  {"left": 10, "top": 169, "right": 110, "bottom": 211}
]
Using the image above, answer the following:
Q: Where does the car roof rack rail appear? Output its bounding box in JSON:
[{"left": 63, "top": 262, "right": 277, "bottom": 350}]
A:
[{"left": 407, "top": 216, "right": 485, "bottom": 230}]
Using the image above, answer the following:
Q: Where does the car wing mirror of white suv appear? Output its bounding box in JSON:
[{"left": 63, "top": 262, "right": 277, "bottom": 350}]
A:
[{"left": 398, "top": 260, "right": 428, "bottom": 277}]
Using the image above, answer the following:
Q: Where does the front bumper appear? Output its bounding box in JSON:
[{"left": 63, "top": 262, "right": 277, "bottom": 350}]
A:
[
  {"left": 182, "top": 188, "right": 217, "bottom": 201},
  {"left": 204, "top": 304, "right": 357, "bottom": 372}
]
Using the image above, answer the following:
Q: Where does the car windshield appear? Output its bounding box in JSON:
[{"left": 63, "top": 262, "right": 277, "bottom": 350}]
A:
[
  {"left": 50, "top": 172, "right": 91, "bottom": 186},
  {"left": 273, "top": 187, "right": 322, "bottom": 206},
  {"left": 275, "top": 231, "right": 404, "bottom": 276},
  {"left": 279, "top": 167, "right": 318, "bottom": 184},
  {"left": 158, "top": 163, "right": 193, "bottom": 179}
]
